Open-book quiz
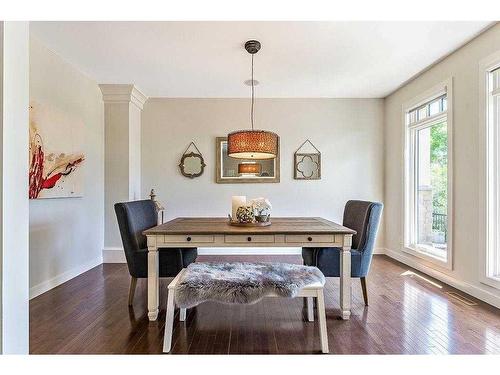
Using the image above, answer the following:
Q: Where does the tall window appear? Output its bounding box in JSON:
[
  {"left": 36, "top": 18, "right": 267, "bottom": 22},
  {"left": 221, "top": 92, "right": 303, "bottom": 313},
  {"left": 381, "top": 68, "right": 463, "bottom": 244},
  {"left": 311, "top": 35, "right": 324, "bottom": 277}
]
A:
[
  {"left": 404, "top": 81, "right": 452, "bottom": 268},
  {"left": 481, "top": 64, "right": 500, "bottom": 287}
]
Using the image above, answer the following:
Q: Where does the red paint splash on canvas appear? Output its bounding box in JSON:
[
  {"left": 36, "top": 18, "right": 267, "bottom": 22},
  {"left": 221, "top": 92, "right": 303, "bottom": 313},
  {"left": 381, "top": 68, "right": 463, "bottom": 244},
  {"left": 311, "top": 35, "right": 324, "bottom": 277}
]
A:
[{"left": 29, "top": 109, "right": 84, "bottom": 199}]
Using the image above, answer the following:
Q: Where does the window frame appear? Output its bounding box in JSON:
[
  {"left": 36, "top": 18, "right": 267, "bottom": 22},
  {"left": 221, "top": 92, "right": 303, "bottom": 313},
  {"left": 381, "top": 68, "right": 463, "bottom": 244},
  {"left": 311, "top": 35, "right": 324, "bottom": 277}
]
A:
[
  {"left": 402, "top": 78, "right": 454, "bottom": 270},
  {"left": 479, "top": 52, "right": 500, "bottom": 290}
]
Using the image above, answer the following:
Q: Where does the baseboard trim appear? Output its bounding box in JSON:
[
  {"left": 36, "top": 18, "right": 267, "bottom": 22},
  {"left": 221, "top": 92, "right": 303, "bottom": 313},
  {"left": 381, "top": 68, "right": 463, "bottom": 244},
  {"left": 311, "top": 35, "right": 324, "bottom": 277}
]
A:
[
  {"left": 384, "top": 247, "right": 500, "bottom": 309},
  {"left": 29, "top": 256, "right": 103, "bottom": 299},
  {"left": 103, "top": 247, "right": 126, "bottom": 263},
  {"left": 103, "top": 247, "right": 387, "bottom": 263}
]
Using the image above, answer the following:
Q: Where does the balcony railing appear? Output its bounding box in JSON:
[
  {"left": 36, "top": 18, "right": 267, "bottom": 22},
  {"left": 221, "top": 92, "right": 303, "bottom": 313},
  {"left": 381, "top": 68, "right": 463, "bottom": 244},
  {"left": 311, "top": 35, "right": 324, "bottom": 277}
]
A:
[{"left": 432, "top": 212, "right": 447, "bottom": 241}]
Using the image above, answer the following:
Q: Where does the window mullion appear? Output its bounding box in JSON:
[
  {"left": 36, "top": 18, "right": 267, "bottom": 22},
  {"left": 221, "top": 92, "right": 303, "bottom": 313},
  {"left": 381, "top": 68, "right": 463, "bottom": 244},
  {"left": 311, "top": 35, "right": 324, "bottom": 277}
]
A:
[
  {"left": 414, "top": 129, "right": 419, "bottom": 246},
  {"left": 495, "top": 96, "right": 500, "bottom": 276},
  {"left": 408, "top": 112, "right": 447, "bottom": 129}
]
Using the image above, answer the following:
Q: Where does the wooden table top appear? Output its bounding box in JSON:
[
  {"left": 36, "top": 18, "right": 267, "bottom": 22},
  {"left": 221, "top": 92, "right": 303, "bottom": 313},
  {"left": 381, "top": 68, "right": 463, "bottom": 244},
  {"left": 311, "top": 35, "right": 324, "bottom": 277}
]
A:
[{"left": 143, "top": 217, "right": 356, "bottom": 236}]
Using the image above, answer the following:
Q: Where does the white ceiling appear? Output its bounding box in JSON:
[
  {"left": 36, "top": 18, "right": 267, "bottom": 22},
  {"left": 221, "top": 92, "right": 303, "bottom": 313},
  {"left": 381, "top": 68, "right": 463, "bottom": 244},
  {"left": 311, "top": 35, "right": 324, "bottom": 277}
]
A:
[{"left": 30, "top": 21, "right": 492, "bottom": 98}]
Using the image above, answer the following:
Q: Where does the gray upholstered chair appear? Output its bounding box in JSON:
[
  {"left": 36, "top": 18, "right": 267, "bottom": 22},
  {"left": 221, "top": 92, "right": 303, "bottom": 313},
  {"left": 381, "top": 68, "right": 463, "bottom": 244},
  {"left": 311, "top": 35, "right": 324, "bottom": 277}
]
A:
[
  {"left": 302, "top": 200, "right": 383, "bottom": 305},
  {"left": 114, "top": 200, "right": 197, "bottom": 306}
]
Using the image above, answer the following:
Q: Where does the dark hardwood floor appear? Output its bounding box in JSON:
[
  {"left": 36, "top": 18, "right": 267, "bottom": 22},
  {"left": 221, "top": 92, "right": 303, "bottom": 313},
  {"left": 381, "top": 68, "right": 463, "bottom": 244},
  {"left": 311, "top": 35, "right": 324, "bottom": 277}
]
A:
[{"left": 30, "top": 255, "right": 500, "bottom": 354}]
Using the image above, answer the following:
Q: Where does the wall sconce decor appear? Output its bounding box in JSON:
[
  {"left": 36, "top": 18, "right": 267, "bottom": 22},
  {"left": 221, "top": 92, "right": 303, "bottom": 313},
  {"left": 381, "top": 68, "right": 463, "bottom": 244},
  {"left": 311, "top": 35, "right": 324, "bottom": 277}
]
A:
[{"left": 294, "top": 139, "right": 321, "bottom": 180}]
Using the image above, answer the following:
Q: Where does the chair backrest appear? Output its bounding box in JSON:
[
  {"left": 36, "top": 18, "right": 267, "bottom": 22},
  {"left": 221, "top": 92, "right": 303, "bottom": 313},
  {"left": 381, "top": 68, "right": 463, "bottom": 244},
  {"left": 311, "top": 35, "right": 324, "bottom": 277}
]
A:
[
  {"left": 343, "top": 200, "right": 383, "bottom": 252},
  {"left": 114, "top": 200, "right": 158, "bottom": 274}
]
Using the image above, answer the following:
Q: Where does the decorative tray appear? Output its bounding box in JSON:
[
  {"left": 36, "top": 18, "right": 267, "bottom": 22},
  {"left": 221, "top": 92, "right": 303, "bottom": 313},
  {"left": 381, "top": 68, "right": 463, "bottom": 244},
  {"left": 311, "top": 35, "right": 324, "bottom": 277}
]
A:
[{"left": 228, "top": 220, "right": 272, "bottom": 227}]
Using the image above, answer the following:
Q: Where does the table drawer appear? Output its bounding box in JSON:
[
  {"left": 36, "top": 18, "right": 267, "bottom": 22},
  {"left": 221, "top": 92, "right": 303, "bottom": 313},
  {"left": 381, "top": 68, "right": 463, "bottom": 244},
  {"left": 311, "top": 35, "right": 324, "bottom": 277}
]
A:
[
  {"left": 224, "top": 235, "right": 275, "bottom": 244},
  {"left": 163, "top": 235, "right": 215, "bottom": 243},
  {"left": 285, "top": 234, "right": 335, "bottom": 244}
]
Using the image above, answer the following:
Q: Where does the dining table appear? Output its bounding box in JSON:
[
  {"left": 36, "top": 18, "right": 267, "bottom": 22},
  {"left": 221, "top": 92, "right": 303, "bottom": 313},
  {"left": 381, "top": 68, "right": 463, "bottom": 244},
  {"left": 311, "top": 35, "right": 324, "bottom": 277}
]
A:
[{"left": 143, "top": 217, "right": 356, "bottom": 321}]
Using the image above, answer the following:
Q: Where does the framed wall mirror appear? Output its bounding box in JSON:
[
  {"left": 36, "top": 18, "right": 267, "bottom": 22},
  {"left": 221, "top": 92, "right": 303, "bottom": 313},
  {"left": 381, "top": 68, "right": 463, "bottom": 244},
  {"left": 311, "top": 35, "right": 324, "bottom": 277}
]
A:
[
  {"left": 216, "top": 137, "right": 280, "bottom": 184},
  {"left": 179, "top": 142, "right": 206, "bottom": 179},
  {"left": 294, "top": 139, "right": 321, "bottom": 180}
]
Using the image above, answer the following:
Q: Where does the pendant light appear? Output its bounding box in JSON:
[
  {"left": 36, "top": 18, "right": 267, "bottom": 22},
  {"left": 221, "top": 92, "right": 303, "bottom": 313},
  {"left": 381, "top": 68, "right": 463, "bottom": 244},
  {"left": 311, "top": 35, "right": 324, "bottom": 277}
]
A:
[
  {"left": 227, "top": 40, "right": 278, "bottom": 160},
  {"left": 238, "top": 162, "right": 262, "bottom": 175}
]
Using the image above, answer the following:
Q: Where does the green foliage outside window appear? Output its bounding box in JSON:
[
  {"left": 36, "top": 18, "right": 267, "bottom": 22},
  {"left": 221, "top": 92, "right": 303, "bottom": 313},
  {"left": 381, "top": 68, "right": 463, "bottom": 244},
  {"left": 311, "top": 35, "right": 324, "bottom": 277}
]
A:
[{"left": 430, "top": 122, "right": 447, "bottom": 214}]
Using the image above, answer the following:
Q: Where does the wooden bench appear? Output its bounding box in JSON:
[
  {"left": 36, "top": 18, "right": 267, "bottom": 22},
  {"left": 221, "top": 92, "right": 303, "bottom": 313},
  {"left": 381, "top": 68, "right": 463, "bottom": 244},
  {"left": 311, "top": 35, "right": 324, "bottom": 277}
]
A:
[{"left": 162, "top": 267, "right": 329, "bottom": 354}]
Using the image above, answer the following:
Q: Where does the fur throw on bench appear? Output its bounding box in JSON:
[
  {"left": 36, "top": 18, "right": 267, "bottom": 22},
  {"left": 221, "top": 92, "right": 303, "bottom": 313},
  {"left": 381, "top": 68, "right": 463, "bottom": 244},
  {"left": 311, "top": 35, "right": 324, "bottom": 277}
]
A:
[{"left": 174, "top": 262, "right": 325, "bottom": 308}]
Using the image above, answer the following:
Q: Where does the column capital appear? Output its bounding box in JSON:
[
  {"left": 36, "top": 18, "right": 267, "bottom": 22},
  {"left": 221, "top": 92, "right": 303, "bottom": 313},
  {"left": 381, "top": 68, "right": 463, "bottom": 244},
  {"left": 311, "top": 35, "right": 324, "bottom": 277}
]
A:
[{"left": 99, "top": 84, "right": 147, "bottom": 110}]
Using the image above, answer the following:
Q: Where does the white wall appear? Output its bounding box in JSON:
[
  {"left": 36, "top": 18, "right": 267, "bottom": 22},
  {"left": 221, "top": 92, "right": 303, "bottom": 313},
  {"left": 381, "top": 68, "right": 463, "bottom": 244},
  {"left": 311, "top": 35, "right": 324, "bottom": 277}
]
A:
[
  {"left": 138, "top": 98, "right": 384, "bottom": 255},
  {"left": 29, "top": 36, "right": 104, "bottom": 298},
  {"left": 1, "top": 21, "right": 30, "bottom": 354},
  {"left": 384, "top": 23, "right": 500, "bottom": 307}
]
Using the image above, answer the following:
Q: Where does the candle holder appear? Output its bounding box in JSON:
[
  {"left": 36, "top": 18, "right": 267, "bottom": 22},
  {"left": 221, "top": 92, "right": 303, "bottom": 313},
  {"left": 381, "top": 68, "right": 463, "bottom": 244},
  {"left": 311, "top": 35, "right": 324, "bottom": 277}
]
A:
[
  {"left": 231, "top": 196, "right": 247, "bottom": 222},
  {"left": 236, "top": 206, "right": 255, "bottom": 223}
]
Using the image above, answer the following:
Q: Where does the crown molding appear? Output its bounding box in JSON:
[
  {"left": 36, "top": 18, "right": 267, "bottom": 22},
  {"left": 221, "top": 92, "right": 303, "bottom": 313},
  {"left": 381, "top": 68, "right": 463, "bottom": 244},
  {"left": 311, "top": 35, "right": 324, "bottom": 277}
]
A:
[{"left": 99, "top": 84, "right": 148, "bottom": 110}]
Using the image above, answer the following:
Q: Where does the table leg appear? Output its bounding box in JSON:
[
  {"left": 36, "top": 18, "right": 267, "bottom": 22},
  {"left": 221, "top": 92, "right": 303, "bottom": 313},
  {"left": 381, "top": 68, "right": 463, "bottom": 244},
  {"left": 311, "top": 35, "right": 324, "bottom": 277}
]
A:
[
  {"left": 179, "top": 308, "right": 186, "bottom": 322},
  {"left": 148, "top": 244, "right": 159, "bottom": 321},
  {"left": 339, "top": 234, "right": 352, "bottom": 320},
  {"left": 307, "top": 297, "right": 314, "bottom": 322}
]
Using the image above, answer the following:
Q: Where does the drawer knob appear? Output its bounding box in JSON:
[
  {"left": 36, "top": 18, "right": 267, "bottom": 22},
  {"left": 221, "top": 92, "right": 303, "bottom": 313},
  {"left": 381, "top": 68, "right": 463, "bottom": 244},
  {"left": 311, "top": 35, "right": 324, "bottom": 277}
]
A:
[
  {"left": 186, "top": 236, "right": 192, "bottom": 242},
  {"left": 308, "top": 236, "right": 313, "bottom": 242},
  {"left": 247, "top": 237, "right": 252, "bottom": 242}
]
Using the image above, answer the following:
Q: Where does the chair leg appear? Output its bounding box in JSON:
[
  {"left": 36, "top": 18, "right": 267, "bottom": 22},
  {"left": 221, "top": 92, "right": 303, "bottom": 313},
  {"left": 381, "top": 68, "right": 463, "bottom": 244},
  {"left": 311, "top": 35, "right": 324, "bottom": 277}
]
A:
[
  {"left": 128, "top": 277, "right": 137, "bottom": 306},
  {"left": 360, "top": 277, "right": 368, "bottom": 306}
]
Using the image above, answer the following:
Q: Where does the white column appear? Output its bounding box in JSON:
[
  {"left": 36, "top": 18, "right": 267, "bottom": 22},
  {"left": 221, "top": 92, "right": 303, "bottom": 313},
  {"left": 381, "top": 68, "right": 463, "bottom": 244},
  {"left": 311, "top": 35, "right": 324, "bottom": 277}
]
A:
[
  {"left": 0, "top": 21, "right": 30, "bottom": 354},
  {"left": 99, "top": 84, "right": 147, "bottom": 249}
]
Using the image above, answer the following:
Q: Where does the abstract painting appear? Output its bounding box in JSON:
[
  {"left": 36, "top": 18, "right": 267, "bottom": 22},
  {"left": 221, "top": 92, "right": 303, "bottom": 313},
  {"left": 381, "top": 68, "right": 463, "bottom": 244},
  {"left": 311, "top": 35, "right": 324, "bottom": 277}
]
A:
[{"left": 29, "top": 101, "right": 85, "bottom": 199}]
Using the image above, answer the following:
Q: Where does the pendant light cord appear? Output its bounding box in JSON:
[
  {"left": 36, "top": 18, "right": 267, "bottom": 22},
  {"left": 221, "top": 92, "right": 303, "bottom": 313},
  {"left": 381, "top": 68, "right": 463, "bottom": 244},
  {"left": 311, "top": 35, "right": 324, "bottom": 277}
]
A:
[{"left": 251, "top": 53, "right": 254, "bottom": 130}]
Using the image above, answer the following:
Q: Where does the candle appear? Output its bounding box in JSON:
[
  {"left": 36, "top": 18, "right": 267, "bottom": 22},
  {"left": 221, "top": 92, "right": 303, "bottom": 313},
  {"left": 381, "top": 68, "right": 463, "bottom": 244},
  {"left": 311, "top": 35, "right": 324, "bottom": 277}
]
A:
[{"left": 231, "top": 196, "right": 247, "bottom": 221}]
